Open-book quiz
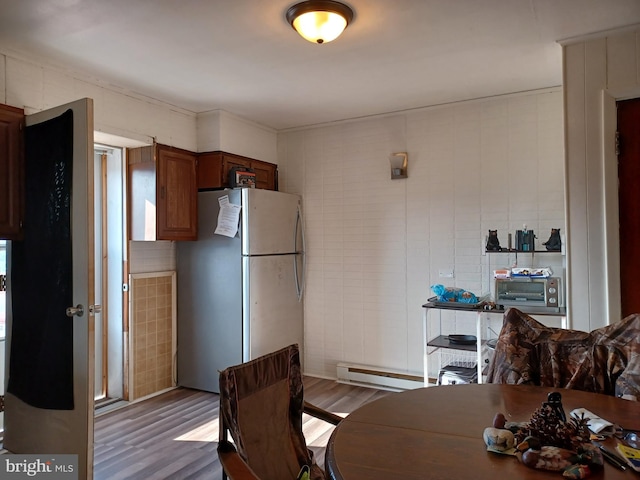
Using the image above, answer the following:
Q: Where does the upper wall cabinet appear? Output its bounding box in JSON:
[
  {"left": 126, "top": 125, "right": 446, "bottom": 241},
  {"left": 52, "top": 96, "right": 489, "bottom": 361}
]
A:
[
  {"left": 128, "top": 143, "right": 197, "bottom": 241},
  {"left": 0, "top": 104, "right": 25, "bottom": 240},
  {"left": 197, "top": 151, "right": 277, "bottom": 191}
]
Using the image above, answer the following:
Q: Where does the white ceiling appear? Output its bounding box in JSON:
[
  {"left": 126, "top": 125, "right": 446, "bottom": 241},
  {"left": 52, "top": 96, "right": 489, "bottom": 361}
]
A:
[{"left": 0, "top": 0, "right": 639, "bottom": 130}]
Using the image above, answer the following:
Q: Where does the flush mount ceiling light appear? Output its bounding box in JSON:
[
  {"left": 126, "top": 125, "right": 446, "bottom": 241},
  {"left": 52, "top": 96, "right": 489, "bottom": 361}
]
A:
[{"left": 286, "top": 0, "right": 354, "bottom": 44}]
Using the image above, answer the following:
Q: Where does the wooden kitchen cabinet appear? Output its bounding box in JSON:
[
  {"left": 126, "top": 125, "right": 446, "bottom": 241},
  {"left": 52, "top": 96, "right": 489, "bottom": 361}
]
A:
[
  {"left": 197, "top": 151, "right": 277, "bottom": 191},
  {"left": 128, "top": 143, "right": 197, "bottom": 241},
  {"left": 251, "top": 160, "right": 277, "bottom": 190},
  {"left": 0, "top": 104, "right": 25, "bottom": 240}
]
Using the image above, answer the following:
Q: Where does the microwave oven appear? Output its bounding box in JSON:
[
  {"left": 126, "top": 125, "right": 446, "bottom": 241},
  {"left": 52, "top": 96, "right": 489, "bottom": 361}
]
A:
[{"left": 495, "top": 277, "right": 562, "bottom": 311}]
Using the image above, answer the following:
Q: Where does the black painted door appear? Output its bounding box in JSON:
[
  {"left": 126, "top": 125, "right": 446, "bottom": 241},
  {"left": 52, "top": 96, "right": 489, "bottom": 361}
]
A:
[{"left": 4, "top": 98, "right": 95, "bottom": 479}]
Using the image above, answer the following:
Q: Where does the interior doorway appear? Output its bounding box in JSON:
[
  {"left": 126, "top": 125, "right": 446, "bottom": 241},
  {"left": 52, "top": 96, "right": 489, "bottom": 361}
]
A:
[
  {"left": 617, "top": 97, "right": 640, "bottom": 318},
  {"left": 94, "top": 144, "right": 126, "bottom": 404}
]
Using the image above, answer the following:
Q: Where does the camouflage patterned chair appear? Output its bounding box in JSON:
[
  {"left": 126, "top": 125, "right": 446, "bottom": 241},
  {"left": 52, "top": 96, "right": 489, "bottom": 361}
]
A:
[
  {"left": 218, "top": 344, "right": 342, "bottom": 480},
  {"left": 487, "top": 308, "right": 640, "bottom": 400}
]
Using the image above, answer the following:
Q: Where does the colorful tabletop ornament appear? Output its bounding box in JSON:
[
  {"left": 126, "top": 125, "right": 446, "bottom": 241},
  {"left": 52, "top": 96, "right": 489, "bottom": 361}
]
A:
[{"left": 483, "top": 392, "right": 604, "bottom": 478}]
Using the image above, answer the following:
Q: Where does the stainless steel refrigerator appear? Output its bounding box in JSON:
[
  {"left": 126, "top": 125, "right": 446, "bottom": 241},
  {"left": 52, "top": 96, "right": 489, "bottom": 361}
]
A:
[{"left": 176, "top": 188, "right": 304, "bottom": 393}]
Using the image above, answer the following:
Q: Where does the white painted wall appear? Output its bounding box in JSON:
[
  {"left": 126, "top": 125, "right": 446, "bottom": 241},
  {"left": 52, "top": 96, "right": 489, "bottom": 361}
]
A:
[
  {"left": 278, "top": 89, "right": 566, "bottom": 379},
  {"left": 0, "top": 50, "right": 192, "bottom": 277},
  {"left": 1, "top": 47, "right": 568, "bottom": 380},
  {"left": 197, "top": 109, "right": 277, "bottom": 162},
  {"left": 562, "top": 25, "right": 640, "bottom": 332},
  {"left": 1, "top": 52, "right": 197, "bottom": 151},
  {"left": 0, "top": 50, "right": 277, "bottom": 276},
  {"left": 128, "top": 241, "right": 176, "bottom": 274}
]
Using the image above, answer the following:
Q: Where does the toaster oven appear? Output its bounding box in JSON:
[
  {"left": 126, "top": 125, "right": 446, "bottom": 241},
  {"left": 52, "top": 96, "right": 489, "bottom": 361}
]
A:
[{"left": 495, "top": 277, "right": 562, "bottom": 311}]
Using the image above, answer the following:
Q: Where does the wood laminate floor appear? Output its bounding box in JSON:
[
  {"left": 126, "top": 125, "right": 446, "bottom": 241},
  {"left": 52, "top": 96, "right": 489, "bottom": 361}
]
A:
[{"left": 94, "top": 377, "right": 391, "bottom": 480}]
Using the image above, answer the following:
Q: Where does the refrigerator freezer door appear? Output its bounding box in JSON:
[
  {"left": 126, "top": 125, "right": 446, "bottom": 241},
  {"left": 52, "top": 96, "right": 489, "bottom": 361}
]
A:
[
  {"left": 243, "top": 254, "right": 303, "bottom": 360},
  {"left": 241, "top": 189, "right": 302, "bottom": 255}
]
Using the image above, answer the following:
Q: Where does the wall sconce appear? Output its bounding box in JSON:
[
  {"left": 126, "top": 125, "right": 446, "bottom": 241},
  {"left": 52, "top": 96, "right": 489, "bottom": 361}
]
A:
[{"left": 389, "top": 152, "right": 408, "bottom": 179}]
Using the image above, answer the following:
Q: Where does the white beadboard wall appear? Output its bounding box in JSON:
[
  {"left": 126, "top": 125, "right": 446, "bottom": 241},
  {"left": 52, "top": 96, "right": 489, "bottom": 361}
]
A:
[
  {"left": 129, "top": 241, "right": 176, "bottom": 274},
  {"left": 0, "top": 50, "right": 184, "bottom": 358},
  {"left": 562, "top": 25, "right": 640, "bottom": 332},
  {"left": 278, "top": 88, "right": 566, "bottom": 379},
  {"left": 2, "top": 44, "right": 570, "bottom": 381},
  {"left": 1, "top": 51, "right": 197, "bottom": 151},
  {"left": 0, "top": 49, "right": 276, "bottom": 283},
  {"left": 197, "top": 110, "right": 278, "bottom": 164}
]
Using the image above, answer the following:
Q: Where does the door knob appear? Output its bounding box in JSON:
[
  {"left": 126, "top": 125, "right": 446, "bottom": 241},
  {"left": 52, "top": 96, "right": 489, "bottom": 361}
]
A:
[
  {"left": 66, "top": 304, "right": 84, "bottom": 317},
  {"left": 89, "top": 304, "right": 102, "bottom": 316}
]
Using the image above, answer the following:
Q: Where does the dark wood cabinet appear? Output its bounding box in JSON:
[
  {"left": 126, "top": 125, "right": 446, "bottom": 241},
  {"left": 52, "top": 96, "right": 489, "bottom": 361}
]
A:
[
  {"left": 157, "top": 145, "right": 198, "bottom": 240},
  {"left": 128, "top": 143, "right": 197, "bottom": 241},
  {"left": 251, "top": 160, "right": 277, "bottom": 191},
  {"left": 197, "top": 151, "right": 277, "bottom": 191},
  {"left": 0, "top": 104, "right": 25, "bottom": 240}
]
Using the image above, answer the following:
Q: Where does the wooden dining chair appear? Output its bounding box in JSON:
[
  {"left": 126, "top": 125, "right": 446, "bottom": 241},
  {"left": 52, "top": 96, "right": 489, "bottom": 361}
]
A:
[{"left": 218, "top": 344, "right": 343, "bottom": 480}]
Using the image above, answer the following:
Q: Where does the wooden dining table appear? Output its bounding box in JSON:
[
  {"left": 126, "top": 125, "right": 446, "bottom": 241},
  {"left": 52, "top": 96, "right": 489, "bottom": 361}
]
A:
[{"left": 325, "top": 384, "right": 640, "bottom": 479}]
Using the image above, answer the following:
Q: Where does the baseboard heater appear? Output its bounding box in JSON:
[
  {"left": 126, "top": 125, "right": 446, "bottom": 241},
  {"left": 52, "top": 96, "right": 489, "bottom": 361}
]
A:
[{"left": 336, "top": 363, "right": 424, "bottom": 391}]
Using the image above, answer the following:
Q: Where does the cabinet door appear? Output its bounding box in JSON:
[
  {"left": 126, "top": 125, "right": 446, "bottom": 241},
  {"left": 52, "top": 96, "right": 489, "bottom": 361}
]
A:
[
  {"left": 157, "top": 145, "right": 197, "bottom": 241},
  {"left": 197, "top": 152, "right": 223, "bottom": 190},
  {"left": 0, "top": 104, "right": 25, "bottom": 240},
  {"left": 196, "top": 151, "right": 278, "bottom": 191},
  {"left": 251, "top": 160, "right": 277, "bottom": 190},
  {"left": 127, "top": 145, "right": 156, "bottom": 241},
  {"left": 221, "top": 154, "right": 252, "bottom": 186}
]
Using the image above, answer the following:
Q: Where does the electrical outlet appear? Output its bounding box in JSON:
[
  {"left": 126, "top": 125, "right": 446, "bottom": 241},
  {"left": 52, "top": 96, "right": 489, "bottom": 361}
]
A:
[{"left": 438, "top": 269, "right": 454, "bottom": 278}]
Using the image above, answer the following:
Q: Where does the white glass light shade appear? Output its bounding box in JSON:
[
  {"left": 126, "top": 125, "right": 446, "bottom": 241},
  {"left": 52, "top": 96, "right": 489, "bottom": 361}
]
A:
[
  {"left": 292, "top": 11, "right": 348, "bottom": 44},
  {"left": 286, "top": 1, "right": 354, "bottom": 44}
]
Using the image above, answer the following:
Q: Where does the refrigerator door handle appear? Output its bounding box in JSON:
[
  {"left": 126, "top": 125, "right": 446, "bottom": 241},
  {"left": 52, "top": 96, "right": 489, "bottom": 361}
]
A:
[{"left": 294, "top": 204, "right": 306, "bottom": 302}]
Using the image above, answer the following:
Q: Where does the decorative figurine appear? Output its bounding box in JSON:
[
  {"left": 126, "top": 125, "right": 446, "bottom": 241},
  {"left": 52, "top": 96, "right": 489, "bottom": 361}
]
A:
[
  {"left": 486, "top": 230, "right": 502, "bottom": 251},
  {"left": 543, "top": 228, "right": 562, "bottom": 251},
  {"left": 544, "top": 391, "right": 567, "bottom": 423},
  {"left": 484, "top": 392, "right": 599, "bottom": 479}
]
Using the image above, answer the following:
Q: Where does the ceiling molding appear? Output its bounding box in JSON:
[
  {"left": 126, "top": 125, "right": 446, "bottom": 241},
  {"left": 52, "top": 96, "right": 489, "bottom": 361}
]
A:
[{"left": 557, "top": 23, "right": 640, "bottom": 46}]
